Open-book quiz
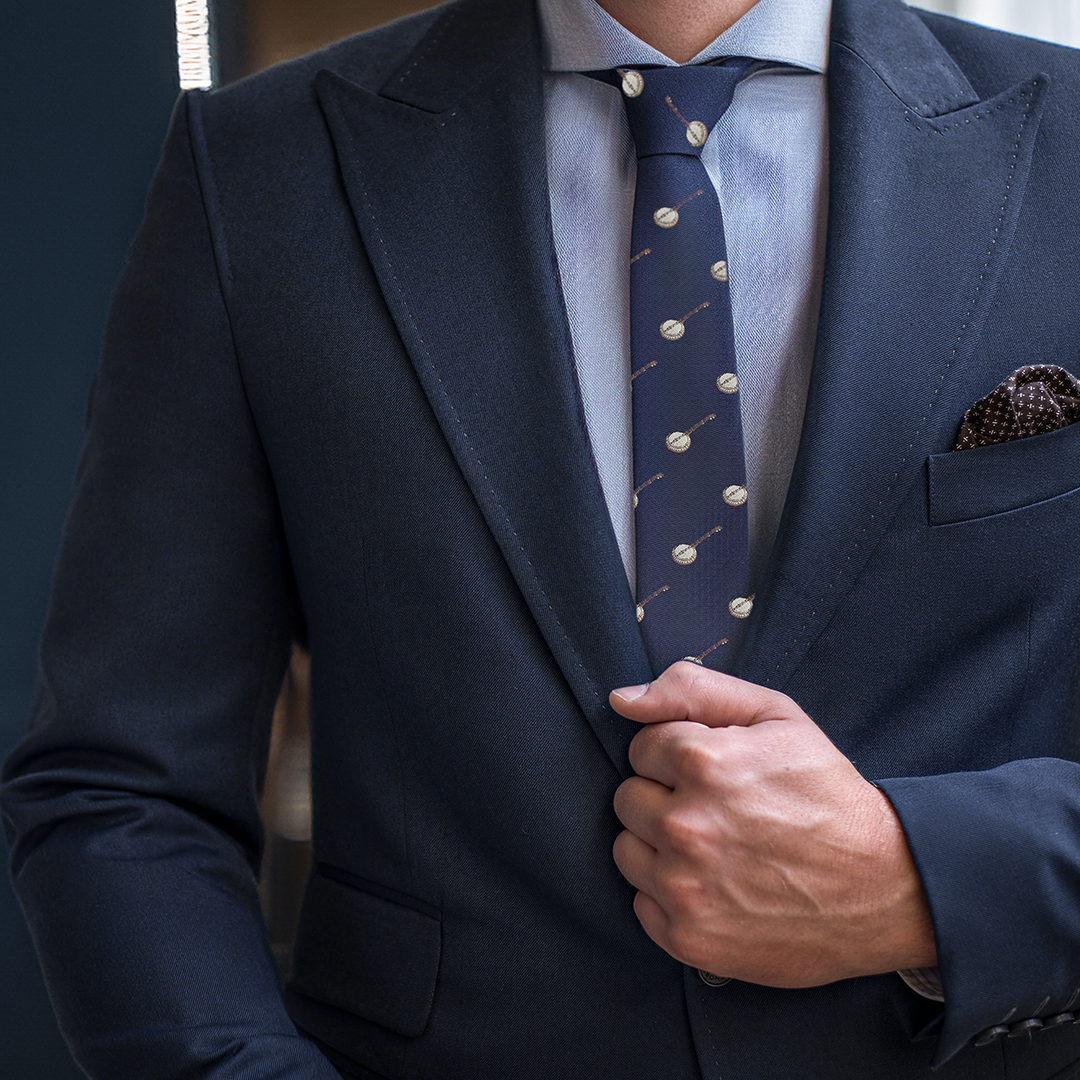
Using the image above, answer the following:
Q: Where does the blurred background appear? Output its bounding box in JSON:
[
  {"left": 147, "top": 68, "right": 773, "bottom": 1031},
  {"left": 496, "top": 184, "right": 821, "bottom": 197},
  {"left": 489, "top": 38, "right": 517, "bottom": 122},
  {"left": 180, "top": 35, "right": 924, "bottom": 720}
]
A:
[{"left": 2, "top": 0, "right": 1076, "bottom": 1074}]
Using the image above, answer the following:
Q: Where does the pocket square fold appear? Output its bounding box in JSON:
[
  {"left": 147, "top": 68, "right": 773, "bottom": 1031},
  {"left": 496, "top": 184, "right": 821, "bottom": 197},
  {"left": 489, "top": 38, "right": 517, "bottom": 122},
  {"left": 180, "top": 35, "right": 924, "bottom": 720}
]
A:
[{"left": 954, "top": 364, "right": 1080, "bottom": 451}]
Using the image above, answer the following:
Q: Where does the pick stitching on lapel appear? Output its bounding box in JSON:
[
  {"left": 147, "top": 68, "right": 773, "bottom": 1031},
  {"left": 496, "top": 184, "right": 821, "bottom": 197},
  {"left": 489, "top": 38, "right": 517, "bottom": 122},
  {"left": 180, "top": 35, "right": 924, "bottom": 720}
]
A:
[
  {"left": 737, "top": 0, "right": 1048, "bottom": 692},
  {"left": 315, "top": 0, "right": 649, "bottom": 777}
]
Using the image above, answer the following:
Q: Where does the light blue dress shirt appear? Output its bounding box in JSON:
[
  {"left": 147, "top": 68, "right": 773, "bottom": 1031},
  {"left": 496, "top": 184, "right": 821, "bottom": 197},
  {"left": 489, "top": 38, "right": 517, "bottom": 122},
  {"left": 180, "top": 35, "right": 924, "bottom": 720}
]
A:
[{"left": 539, "top": 0, "right": 830, "bottom": 591}]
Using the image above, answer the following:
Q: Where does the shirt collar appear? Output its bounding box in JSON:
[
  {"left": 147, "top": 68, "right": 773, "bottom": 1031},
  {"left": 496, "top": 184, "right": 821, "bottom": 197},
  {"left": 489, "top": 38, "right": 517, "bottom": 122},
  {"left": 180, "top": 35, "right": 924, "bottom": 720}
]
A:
[{"left": 539, "top": 0, "right": 831, "bottom": 74}]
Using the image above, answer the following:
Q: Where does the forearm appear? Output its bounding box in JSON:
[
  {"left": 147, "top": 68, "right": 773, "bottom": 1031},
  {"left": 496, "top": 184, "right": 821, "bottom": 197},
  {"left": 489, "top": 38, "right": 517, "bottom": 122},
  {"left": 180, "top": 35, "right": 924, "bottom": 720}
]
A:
[{"left": 5, "top": 780, "right": 339, "bottom": 1079}]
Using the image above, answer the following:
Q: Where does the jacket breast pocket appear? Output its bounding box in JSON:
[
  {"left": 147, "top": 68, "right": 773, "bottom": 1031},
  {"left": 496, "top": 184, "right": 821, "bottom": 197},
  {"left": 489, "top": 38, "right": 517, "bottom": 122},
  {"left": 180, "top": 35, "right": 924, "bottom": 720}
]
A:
[
  {"left": 927, "top": 420, "right": 1080, "bottom": 525},
  {"left": 287, "top": 869, "right": 441, "bottom": 1038}
]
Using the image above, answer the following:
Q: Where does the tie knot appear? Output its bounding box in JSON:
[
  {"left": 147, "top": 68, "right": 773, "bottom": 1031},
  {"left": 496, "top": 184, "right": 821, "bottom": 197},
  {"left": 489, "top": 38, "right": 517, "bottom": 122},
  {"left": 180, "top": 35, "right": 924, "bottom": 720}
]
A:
[{"left": 605, "top": 61, "right": 759, "bottom": 159}]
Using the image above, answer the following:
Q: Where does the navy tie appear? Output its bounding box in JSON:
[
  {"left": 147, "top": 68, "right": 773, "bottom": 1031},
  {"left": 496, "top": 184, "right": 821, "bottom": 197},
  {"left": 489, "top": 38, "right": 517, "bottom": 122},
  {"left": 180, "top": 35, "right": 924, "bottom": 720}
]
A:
[{"left": 606, "top": 62, "right": 760, "bottom": 673}]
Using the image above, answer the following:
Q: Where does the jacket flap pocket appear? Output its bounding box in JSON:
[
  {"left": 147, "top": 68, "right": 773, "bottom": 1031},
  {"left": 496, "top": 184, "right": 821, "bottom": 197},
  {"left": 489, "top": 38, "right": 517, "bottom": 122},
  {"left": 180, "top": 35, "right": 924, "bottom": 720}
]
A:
[
  {"left": 288, "top": 871, "right": 441, "bottom": 1037},
  {"left": 928, "top": 420, "right": 1080, "bottom": 525}
]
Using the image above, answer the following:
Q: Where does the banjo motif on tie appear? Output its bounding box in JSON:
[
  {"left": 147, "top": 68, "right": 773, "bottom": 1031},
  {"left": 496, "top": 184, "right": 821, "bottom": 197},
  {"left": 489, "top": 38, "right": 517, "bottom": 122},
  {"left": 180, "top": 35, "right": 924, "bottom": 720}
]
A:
[{"left": 600, "top": 61, "right": 763, "bottom": 672}]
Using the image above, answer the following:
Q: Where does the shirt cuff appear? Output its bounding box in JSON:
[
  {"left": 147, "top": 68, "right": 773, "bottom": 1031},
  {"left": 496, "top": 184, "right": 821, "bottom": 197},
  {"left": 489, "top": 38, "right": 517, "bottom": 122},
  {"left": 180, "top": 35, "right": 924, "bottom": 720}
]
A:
[{"left": 898, "top": 967, "right": 944, "bottom": 1002}]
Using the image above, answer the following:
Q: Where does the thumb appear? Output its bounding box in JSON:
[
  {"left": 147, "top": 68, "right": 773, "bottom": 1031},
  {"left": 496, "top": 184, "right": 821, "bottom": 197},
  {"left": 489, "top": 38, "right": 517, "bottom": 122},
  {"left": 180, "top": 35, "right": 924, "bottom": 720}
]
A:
[{"left": 609, "top": 661, "right": 797, "bottom": 728}]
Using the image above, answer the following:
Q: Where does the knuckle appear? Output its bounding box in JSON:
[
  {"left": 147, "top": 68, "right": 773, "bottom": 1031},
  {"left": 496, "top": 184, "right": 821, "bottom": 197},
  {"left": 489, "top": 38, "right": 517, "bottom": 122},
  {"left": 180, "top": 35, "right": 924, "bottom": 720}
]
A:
[
  {"left": 667, "top": 659, "right": 707, "bottom": 697},
  {"left": 672, "top": 736, "right": 720, "bottom": 784},
  {"left": 659, "top": 807, "right": 710, "bottom": 858},
  {"left": 667, "top": 660, "right": 697, "bottom": 681},
  {"left": 663, "top": 869, "right": 704, "bottom": 913},
  {"left": 627, "top": 726, "right": 659, "bottom": 768}
]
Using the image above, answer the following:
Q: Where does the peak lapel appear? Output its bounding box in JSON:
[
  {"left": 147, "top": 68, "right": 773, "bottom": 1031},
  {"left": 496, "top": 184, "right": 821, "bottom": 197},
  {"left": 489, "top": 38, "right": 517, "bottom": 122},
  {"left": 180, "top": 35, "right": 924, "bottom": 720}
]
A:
[
  {"left": 738, "top": 0, "right": 1048, "bottom": 691},
  {"left": 316, "top": 0, "right": 646, "bottom": 775}
]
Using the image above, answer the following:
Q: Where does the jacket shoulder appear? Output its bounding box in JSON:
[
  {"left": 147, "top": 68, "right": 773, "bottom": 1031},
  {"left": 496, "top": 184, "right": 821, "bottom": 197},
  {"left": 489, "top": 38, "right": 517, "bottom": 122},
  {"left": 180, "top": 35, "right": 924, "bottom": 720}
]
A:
[
  {"left": 196, "top": 1, "right": 450, "bottom": 124},
  {"left": 914, "top": 7, "right": 1080, "bottom": 98},
  {"left": 183, "top": 0, "right": 538, "bottom": 166}
]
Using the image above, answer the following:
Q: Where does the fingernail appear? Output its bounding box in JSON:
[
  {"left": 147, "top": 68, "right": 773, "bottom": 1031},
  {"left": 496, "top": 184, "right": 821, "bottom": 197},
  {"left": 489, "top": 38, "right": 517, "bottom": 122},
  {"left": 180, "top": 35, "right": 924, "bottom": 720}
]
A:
[{"left": 612, "top": 683, "right": 649, "bottom": 701}]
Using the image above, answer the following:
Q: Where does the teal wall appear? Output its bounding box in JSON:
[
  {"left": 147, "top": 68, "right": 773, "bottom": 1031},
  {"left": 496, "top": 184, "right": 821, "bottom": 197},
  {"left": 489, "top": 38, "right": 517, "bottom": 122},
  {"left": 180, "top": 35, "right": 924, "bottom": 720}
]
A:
[{"left": 1, "top": 2, "right": 181, "bottom": 1074}]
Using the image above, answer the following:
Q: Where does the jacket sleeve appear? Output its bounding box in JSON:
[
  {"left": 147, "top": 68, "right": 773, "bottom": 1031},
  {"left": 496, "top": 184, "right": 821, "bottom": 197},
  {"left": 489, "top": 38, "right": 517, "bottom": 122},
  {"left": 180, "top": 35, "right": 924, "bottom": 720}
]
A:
[
  {"left": 1, "top": 92, "right": 342, "bottom": 1079},
  {"left": 878, "top": 761, "right": 1080, "bottom": 1067}
]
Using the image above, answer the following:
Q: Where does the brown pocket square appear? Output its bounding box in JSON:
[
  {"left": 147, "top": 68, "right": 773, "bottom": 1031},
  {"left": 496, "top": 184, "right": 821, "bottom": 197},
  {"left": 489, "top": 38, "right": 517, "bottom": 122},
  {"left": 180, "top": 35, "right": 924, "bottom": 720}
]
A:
[{"left": 954, "top": 364, "right": 1080, "bottom": 451}]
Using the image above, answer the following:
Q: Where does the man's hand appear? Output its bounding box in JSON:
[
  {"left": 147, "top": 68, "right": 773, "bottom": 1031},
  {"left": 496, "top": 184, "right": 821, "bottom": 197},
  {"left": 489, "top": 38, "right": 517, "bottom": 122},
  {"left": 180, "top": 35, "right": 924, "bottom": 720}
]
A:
[{"left": 609, "top": 663, "right": 938, "bottom": 987}]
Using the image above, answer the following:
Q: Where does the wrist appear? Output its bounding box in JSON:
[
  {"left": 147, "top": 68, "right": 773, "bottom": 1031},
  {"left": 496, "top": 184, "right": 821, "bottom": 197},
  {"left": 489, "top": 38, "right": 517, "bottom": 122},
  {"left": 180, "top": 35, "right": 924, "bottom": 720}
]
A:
[{"left": 858, "top": 782, "right": 939, "bottom": 974}]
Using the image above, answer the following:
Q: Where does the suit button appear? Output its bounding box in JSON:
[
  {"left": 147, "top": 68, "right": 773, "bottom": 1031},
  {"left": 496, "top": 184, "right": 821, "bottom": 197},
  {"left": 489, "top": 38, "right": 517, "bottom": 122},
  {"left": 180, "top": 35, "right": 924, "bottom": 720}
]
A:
[
  {"left": 1008, "top": 1018, "right": 1044, "bottom": 1037},
  {"left": 1042, "top": 1013, "right": 1075, "bottom": 1029},
  {"left": 698, "top": 969, "right": 730, "bottom": 987},
  {"left": 974, "top": 1025, "right": 1010, "bottom": 1046}
]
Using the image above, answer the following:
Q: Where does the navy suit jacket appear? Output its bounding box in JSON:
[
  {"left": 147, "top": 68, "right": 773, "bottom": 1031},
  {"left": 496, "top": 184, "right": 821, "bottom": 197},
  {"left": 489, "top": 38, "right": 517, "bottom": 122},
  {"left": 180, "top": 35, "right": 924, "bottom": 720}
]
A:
[{"left": 5, "top": 0, "right": 1080, "bottom": 1076}]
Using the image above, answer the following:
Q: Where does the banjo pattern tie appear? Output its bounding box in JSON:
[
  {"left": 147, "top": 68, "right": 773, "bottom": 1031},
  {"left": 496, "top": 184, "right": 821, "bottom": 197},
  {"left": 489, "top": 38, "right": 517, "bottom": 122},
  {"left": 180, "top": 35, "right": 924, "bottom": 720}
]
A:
[{"left": 614, "top": 62, "right": 759, "bottom": 673}]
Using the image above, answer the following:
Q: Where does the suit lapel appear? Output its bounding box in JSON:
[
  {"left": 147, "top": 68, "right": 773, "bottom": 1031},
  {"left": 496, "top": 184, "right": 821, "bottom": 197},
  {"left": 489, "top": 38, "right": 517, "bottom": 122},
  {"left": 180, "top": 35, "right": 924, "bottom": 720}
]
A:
[
  {"left": 316, "top": 0, "right": 646, "bottom": 775},
  {"left": 316, "top": 0, "right": 1050, "bottom": 737},
  {"left": 739, "top": 0, "right": 1049, "bottom": 691}
]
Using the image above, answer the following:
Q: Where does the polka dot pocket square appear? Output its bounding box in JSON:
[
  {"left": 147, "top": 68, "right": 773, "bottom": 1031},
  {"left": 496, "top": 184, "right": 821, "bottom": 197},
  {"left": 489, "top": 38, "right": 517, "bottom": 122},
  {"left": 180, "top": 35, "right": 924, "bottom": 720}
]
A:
[{"left": 954, "top": 365, "right": 1080, "bottom": 451}]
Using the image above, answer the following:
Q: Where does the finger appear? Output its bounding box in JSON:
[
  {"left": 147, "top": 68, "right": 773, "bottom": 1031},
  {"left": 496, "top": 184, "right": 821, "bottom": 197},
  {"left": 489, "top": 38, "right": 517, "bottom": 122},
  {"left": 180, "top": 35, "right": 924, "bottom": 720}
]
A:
[
  {"left": 626, "top": 721, "right": 708, "bottom": 790},
  {"left": 632, "top": 893, "right": 733, "bottom": 980},
  {"left": 613, "top": 773, "right": 671, "bottom": 846},
  {"left": 631, "top": 890, "right": 678, "bottom": 960},
  {"left": 610, "top": 662, "right": 802, "bottom": 729},
  {"left": 612, "top": 827, "right": 659, "bottom": 895}
]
